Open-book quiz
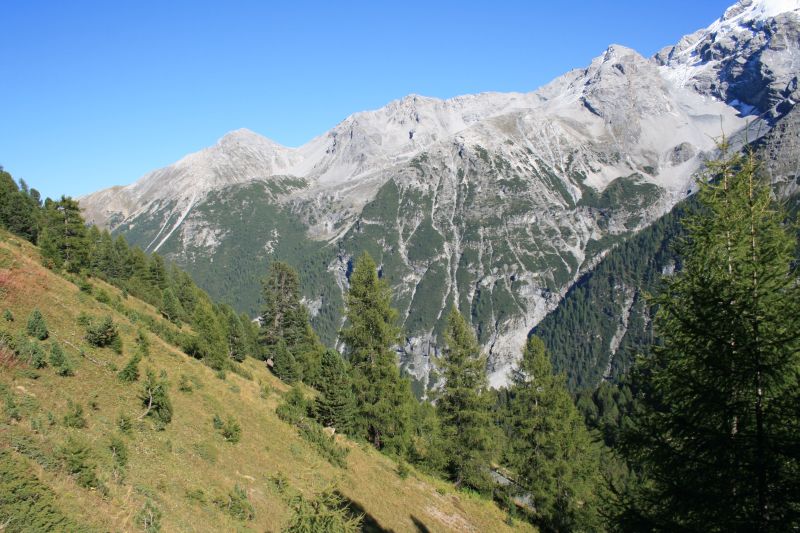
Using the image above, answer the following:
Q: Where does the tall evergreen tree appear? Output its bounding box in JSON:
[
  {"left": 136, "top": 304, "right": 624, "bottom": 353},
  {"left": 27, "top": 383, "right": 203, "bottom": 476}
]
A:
[
  {"left": 188, "top": 300, "right": 227, "bottom": 370},
  {"left": 507, "top": 336, "right": 601, "bottom": 532},
  {"left": 617, "top": 151, "right": 800, "bottom": 532},
  {"left": 38, "top": 196, "right": 88, "bottom": 272},
  {"left": 221, "top": 305, "right": 248, "bottom": 363},
  {"left": 159, "top": 288, "right": 182, "bottom": 326},
  {"left": 259, "top": 261, "right": 323, "bottom": 380},
  {"left": 314, "top": 349, "right": 356, "bottom": 434},
  {"left": 436, "top": 307, "right": 497, "bottom": 492},
  {"left": 272, "top": 339, "right": 302, "bottom": 384},
  {"left": 339, "top": 252, "right": 414, "bottom": 454}
]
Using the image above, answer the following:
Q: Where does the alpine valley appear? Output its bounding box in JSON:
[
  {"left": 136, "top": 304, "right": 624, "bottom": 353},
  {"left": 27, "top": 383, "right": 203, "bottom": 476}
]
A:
[{"left": 81, "top": 0, "right": 800, "bottom": 391}]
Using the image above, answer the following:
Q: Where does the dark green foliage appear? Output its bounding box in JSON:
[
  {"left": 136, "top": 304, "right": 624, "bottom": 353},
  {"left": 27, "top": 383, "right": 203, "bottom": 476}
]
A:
[
  {"left": 340, "top": 252, "right": 414, "bottom": 454},
  {"left": 84, "top": 315, "right": 121, "bottom": 352},
  {"left": 57, "top": 436, "right": 100, "bottom": 490},
  {"left": 187, "top": 299, "right": 227, "bottom": 370},
  {"left": 506, "top": 336, "right": 601, "bottom": 531},
  {"left": 220, "top": 304, "right": 247, "bottom": 362},
  {"left": 135, "top": 500, "right": 162, "bottom": 533},
  {"left": 26, "top": 309, "right": 48, "bottom": 340},
  {"left": 0, "top": 169, "right": 41, "bottom": 243},
  {"left": 408, "top": 400, "right": 447, "bottom": 475},
  {"left": 314, "top": 349, "right": 356, "bottom": 434},
  {"left": 436, "top": 308, "right": 497, "bottom": 492},
  {"left": 260, "top": 261, "right": 324, "bottom": 383},
  {"left": 0, "top": 448, "right": 86, "bottom": 532},
  {"left": 135, "top": 328, "right": 150, "bottom": 357},
  {"left": 48, "top": 342, "right": 74, "bottom": 376},
  {"left": 214, "top": 484, "right": 254, "bottom": 521},
  {"left": 283, "top": 489, "right": 363, "bottom": 533},
  {"left": 62, "top": 400, "right": 87, "bottom": 429},
  {"left": 118, "top": 353, "right": 141, "bottom": 382},
  {"left": 159, "top": 288, "right": 182, "bottom": 326},
  {"left": 38, "top": 196, "right": 88, "bottom": 272},
  {"left": 272, "top": 339, "right": 301, "bottom": 383},
  {"left": 533, "top": 201, "right": 687, "bottom": 390},
  {"left": 616, "top": 152, "right": 800, "bottom": 532},
  {"left": 18, "top": 336, "right": 47, "bottom": 368},
  {"left": 4, "top": 309, "right": 14, "bottom": 321},
  {"left": 139, "top": 369, "right": 172, "bottom": 426}
]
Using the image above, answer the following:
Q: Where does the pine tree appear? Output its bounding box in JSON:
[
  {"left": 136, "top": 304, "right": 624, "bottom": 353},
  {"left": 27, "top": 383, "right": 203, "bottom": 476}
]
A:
[
  {"left": 315, "top": 349, "right": 356, "bottom": 434},
  {"left": 617, "top": 151, "right": 800, "bottom": 532},
  {"left": 436, "top": 307, "right": 497, "bottom": 492},
  {"left": 26, "top": 309, "right": 48, "bottom": 340},
  {"left": 339, "top": 252, "right": 414, "bottom": 454},
  {"left": 507, "top": 336, "right": 601, "bottom": 532},
  {"left": 37, "top": 196, "right": 88, "bottom": 272}
]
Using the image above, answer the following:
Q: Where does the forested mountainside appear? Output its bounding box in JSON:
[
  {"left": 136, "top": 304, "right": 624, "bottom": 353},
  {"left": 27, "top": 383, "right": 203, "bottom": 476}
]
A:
[{"left": 79, "top": 0, "right": 800, "bottom": 389}]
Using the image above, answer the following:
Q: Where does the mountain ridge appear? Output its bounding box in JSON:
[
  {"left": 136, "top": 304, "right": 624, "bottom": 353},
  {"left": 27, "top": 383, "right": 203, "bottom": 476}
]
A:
[{"left": 80, "top": 0, "right": 800, "bottom": 389}]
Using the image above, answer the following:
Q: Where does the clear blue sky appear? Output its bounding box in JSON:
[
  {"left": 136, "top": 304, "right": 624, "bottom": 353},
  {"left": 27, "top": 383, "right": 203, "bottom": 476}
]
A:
[{"left": 1, "top": 0, "right": 733, "bottom": 199}]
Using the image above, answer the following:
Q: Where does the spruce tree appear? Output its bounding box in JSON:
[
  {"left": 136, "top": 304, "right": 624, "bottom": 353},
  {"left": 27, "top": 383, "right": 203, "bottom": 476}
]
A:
[
  {"left": 436, "top": 307, "right": 497, "bottom": 492},
  {"left": 339, "top": 252, "right": 414, "bottom": 454},
  {"left": 617, "top": 151, "right": 800, "bottom": 532},
  {"left": 221, "top": 305, "right": 247, "bottom": 363},
  {"left": 26, "top": 309, "right": 48, "bottom": 340},
  {"left": 314, "top": 349, "right": 356, "bottom": 434},
  {"left": 507, "top": 335, "right": 601, "bottom": 532}
]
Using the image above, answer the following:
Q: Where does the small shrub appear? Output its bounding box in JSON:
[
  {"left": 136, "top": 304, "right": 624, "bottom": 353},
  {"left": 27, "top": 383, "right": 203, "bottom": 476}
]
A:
[
  {"left": 136, "top": 329, "right": 150, "bottom": 357},
  {"left": 259, "top": 383, "right": 271, "bottom": 399},
  {"left": 212, "top": 414, "right": 224, "bottom": 430},
  {"left": 95, "top": 288, "right": 111, "bottom": 304},
  {"left": 84, "top": 315, "right": 120, "bottom": 352},
  {"left": 221, "top": 417, "right": 241, "bottom": 444},
  {"left": 117, "top": 413, "right": 133, "bottom": 433},
  {"left": 118, "top": 353, "right": 141, "bottom": 382},
  {"left": 185, "top": 488, "right": 206, "bottom": 504},
  {"left": 109, "top": 434, "right": 128, "bottom": 482},
  {"left": 76, "top": 312, "right": 91, "bottom": 326},
  {"left": 139, "top": 369, "right": 172, "bottom": 426},
  {"left": 283, "top": 489, "right": 362, "bottom": 533},
  {"left": 77, "top": 278, "right": 92, "bottom": 293},
  {"left": 63, "top": 400, "right": 86, "bottom": 429},
  {"left": 49, "top": 343, "right": 74, "bottom": 376},
  {"left": 18, "top": 337, "right": 46, "bottom": 368},
  {"left": 214, "top": 484, "right": 254, "bottom": 521},
  {"left": 57, "top": 436, "right": 100, "bottom": 490},
  {"left": 397, "top": 460, "right": 411, "bottom": 479},
  {"left": 26, "top": 309, "right": 48, "bottom": 340},
  {"left": 3, "top": 309, "right": 13, "bottom": 321},
  {"left": 135, "top": 500, "right": 162, "bottom": 533},
  {"left": 214, "top": 369, "right": 226, "bottom": 381},
  {"left": 178, "top": 374, "right": 193, "bottom": 393}
]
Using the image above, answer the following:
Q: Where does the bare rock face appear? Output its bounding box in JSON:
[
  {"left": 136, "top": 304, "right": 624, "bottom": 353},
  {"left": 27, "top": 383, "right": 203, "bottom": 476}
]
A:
[
  {"left": 80, "top": 0, "right": 800, "bottom": 389},
  {"left": 656, "top": 0, "right": 800, "bottom": 121}
]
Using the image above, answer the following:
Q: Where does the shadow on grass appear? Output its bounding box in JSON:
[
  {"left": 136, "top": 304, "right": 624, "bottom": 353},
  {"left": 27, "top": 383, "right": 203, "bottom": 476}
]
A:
[
  {"left": 336, "top": 491, "right": 394, "bottom": 533},
  {"left": 410, "top": 515, "right": 432, "bottom": 532}
]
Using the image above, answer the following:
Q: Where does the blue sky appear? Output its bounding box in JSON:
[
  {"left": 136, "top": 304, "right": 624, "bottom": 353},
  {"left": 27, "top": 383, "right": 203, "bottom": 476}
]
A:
[{"left": 1, "top": 0, "right": 733, "bottom": 199}]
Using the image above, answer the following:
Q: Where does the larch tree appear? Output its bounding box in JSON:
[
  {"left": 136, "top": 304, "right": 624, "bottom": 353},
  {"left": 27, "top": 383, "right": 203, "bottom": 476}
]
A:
[
  {"left": 339, "top": 252, "right": 415, "bottom": 454},
  {"left": 436, "top": 307, "right": 497, "bottom": 492},
  {"left": 617, "top": 150, "right": 800, "bottom": 532},
  {"left": 507, "top": 335, "right": 601, "bottom": 532}
]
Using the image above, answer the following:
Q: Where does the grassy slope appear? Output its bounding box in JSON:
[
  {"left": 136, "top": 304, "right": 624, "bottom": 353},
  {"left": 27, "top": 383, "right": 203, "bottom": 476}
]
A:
[{"left": 0, "top": 231, "right": 529, "bottom": 532}]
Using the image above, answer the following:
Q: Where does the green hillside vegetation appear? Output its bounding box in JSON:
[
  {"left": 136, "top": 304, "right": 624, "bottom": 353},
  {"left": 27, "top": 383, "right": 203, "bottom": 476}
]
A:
[{"left": 0, "top": 230, "right": 529, "bottom": 532}]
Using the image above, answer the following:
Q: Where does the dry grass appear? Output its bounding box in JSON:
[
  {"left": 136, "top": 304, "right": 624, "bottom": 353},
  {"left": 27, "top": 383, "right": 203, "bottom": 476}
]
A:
[{"left": 0, "top": 231, "right": 533, "bottom": 532}]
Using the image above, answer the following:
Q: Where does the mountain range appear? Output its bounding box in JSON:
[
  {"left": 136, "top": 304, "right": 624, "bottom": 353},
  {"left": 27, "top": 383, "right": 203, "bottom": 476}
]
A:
[{"left": 81, "top": 0, "right": 800, "bottom": 390}]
